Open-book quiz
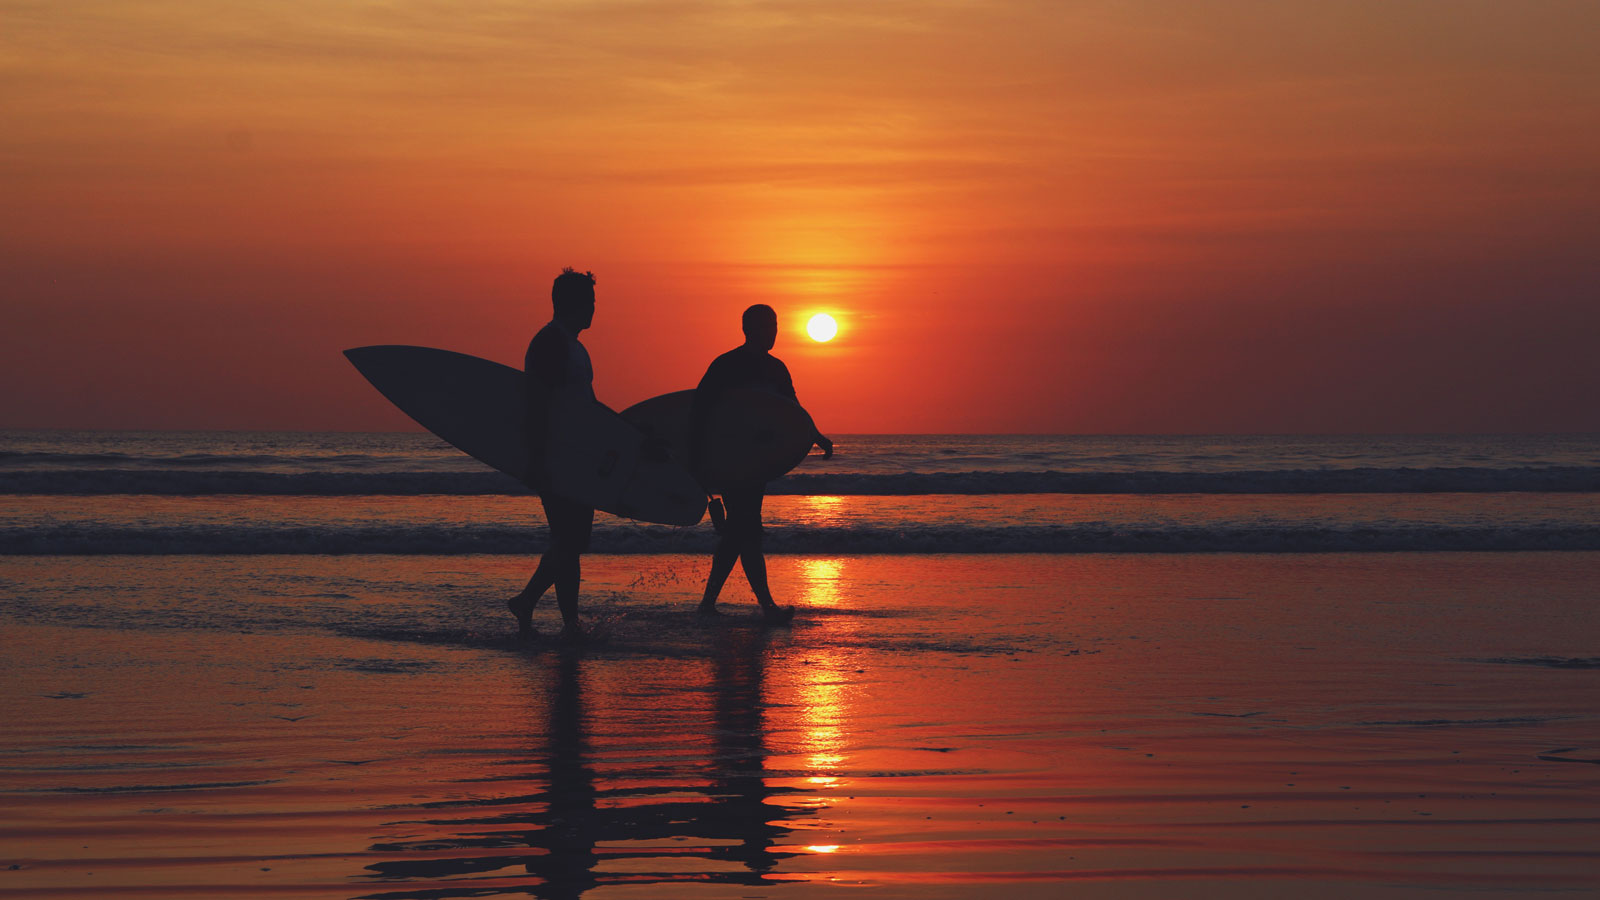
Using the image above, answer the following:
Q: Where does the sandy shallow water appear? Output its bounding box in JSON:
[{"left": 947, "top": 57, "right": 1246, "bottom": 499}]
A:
[{"left": 3, "top": 553, "right": 1598, "bottom": 898}]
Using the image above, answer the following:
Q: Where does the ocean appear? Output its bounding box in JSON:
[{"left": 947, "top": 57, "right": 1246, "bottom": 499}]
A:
[
  {"left": 3, "top": 431, "right": 1598, "bottom": 554},
  {"left": 3, "top": 431, "right": 1598, "bottom": 898}
]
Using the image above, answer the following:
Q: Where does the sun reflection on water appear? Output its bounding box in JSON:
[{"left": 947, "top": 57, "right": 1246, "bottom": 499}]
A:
[
  {"left": 800, "top": 556, "right": 844, "bottom": 606},
  {"left": 794, "top": 495, "right": 847, "bottom": 529},
  {"left": 791, "top": 557, "right": 855, "bottom": 810}
]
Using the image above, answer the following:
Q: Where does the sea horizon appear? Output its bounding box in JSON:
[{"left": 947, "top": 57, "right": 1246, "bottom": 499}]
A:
[{"left": 9, "top": 427, "right": 1600, "bottom": 436}]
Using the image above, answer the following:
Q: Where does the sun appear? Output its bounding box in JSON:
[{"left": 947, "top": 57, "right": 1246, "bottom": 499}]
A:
[{"left": 807, "top": 313, "right": 838, "bottom": 342}]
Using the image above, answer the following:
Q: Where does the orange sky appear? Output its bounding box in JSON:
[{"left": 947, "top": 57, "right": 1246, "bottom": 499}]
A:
[{"left": 3, "top": 1, "right": 1598, "bottom": 432}]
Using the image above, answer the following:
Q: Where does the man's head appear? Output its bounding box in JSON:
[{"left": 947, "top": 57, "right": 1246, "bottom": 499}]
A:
[
  {"left": 552, "top": 267, "right": 596, "bottom": 331},
  {"left": 741, "top": 303, "right": 778, "bottom": 351}
]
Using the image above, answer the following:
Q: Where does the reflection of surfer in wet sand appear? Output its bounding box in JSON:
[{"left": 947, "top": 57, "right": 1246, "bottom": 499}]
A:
[
  {"left": 692, "top": 304, "right": 832, "bottom": 623},
  {"left": 509, "top": 268, "right": 597, "bottom": 642}
]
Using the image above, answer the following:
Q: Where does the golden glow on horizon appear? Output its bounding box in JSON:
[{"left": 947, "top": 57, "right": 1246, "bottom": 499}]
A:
[{"left": 807, "top": 313, "right": 838, "bottom": 342}]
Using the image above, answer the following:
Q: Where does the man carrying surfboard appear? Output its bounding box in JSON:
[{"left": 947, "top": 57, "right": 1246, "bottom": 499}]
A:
[
  {"left": 691, "top": 304, "right": 833, "bottom": 623},
  {"left": 509, "top": 268, "right": 599, "bottom": 641}
]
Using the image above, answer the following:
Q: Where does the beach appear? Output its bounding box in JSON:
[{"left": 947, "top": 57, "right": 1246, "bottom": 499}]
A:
[
  {"left": 5, "top": 551, "right": 1598, "bottom": 898},
  {"left": 9, "top": 0, "right": 1600, "bottom": 892}
]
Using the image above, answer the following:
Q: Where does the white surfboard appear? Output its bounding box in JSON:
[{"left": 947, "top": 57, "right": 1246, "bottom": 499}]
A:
[{"left": 345, "top": 345, "right": 705, "bottom": 526}]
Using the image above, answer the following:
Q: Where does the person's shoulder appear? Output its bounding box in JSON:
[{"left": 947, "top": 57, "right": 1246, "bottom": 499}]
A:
[
  {"left": 527, "top": 323, "right": 568, "bottom": 375},
  {"left": 706, "top": 346, "right": 745, "bottom": 371},
  {"left": 529, "top": 323, "right": 564, "bottom": 349},
  {"left": 696, "top": 347, "right": 746, "bottom": 394}
]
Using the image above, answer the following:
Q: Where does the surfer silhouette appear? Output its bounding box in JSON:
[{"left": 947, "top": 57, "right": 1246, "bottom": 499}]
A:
[
  {"left": 509, "top": 268, "right": 598, "bottom": 642},
  {"left": 691, "top": 304, "right": 832, "bottom": 623}
]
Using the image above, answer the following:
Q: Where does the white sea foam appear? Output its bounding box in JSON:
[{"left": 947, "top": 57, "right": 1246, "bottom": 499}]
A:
[{"left": 3, "top": 432, "right": 1596, "bottom": 554}]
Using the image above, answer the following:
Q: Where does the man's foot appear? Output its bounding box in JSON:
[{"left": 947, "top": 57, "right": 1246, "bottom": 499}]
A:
[
  {"left": 558, "top": 623, "right": 588, "bottom": 645},
  {"left": 759, "top": 604, "right": 795, "bottom": 626},
  {"left": 696, "top": 603, "right": 724, "bottom": 617},
  {"left": 508, "top": 594, "right": 536, "bottom": 640}
]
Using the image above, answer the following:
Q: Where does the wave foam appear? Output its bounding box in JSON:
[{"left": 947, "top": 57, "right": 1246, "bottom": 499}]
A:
[{"left": 6, "top": 523, "right": 1597, "bottom": 555}]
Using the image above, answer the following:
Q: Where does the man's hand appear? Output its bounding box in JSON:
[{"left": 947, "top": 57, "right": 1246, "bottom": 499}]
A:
[{"left": 815, "top": 434, "right": 834, "bottom": 460}]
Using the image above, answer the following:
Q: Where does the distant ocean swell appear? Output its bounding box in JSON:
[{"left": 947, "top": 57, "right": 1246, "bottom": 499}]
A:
[
  {"left": 7, "top": 523, "right": 1600, "bottom": 554},
  {"left": 4, "top": 466, "right": 1600, "bottom": 496}
]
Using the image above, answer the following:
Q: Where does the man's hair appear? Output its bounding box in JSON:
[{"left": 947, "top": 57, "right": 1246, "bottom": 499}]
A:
[
  {"left": 552, "top": 267, "right": 596, "bottom": 311},
  {"left": 742, "top": 303, "right": 776, "bottom": 334}
]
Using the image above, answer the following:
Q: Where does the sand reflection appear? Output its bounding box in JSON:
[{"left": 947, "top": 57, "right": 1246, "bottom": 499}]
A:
[{"left": 356, "top": 631, "right": 828, "bottom": 898}]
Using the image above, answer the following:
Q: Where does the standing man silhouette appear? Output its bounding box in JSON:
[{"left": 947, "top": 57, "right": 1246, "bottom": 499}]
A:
[
  {"left": 691, "top": 304, "right": 832, "bottom": 623},
  {"left": 509, "top": 267, "right": 597, "bottom": 642}
]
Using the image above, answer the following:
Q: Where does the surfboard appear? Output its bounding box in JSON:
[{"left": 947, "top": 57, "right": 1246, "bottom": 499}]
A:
[
  {"left": 620, "top": 388, "right": 817, "bottom": 491},
  {"left": 344, "top": 345, "right": 705, "bottom": 526}
]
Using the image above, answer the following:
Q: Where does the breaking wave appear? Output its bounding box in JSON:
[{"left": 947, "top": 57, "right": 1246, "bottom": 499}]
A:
[{"left": 7, "top": 522, "right": 1599, "bottom": 555}]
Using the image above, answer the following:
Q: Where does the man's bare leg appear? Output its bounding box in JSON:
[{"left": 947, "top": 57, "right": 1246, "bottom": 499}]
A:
[
  {"left": 698, "top": 539, "right": 740, "bottom": 615},
  {"left": 554, "top": 552, "right": 584, "bottom": 642},
  {"left": 740, "top": 543, "right": 793, "bottom": 624},
  {"left": 509, "top": 553, "right": 559, "bottom": 639}
]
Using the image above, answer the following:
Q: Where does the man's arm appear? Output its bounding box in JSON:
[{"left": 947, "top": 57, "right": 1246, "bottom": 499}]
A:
[
  {"left": 800, "top": 399, "right": 833, "bottom": 459},
  {"left": 775, "top": 357, "right": 831, "bottom": 458},
  {"left": 812, "top": 429, "right": 833, "bottom": 459},
  {"left": 524, "top": 328, "right": 570, "bottom": 487},
  {"left": 688, "top": 356, "right": 730, "bottom": 473},
  {"left": 771, "top": 356, "right": 798, "bottom": 400}
]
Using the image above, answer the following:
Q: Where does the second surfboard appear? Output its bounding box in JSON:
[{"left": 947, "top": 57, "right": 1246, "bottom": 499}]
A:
[{"left": 621, "top": 389, "right": 818, "bottom": 491}]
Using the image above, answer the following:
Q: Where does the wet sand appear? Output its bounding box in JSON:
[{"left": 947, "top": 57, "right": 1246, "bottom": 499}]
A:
[{"left": 3, "top": 553, "right": 1598, "bottom": 897}]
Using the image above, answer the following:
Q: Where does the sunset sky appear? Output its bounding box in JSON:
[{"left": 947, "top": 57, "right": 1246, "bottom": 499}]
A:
[{"left": 4, "top": 0, "right": 1598, "bottom": 433}]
